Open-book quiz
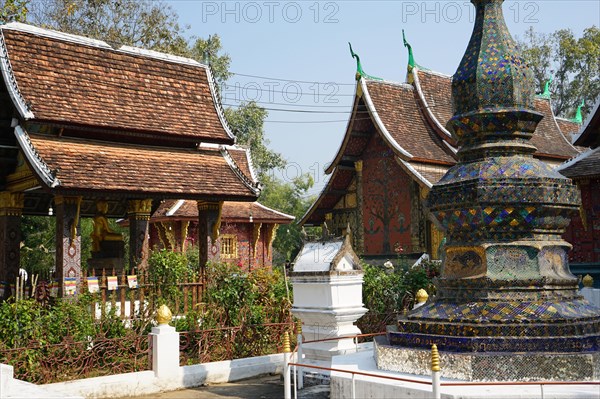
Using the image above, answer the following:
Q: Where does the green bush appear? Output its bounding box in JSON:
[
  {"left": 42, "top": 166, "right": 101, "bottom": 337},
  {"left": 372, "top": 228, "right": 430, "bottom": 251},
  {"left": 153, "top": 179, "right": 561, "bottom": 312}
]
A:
[{"left": 148, "top": 249, "right": 196, "bottom": 307}]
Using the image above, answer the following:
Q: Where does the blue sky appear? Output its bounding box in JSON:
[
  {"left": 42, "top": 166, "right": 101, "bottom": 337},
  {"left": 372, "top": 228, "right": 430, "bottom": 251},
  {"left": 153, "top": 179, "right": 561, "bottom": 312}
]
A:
[{"left": 170, "top": 1, "right": 600, "bottom": 197}]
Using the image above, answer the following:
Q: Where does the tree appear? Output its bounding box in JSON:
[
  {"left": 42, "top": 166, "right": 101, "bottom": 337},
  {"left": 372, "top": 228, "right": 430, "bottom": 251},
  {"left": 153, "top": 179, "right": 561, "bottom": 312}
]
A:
[
  {"left": 29, "top": 0, "right": 188, "bottom": 55},
  {"left": 259, "top": 173, "right": 315, "bottom": 263},
  {"left": 0, "top": 0, "right": 28, "bottom": 23},
  {"left": 225, "top": 102, "right": 286, "bottom": 179},
  {"left": 518, "top": 26, "right": 600, "bottom": 119}
]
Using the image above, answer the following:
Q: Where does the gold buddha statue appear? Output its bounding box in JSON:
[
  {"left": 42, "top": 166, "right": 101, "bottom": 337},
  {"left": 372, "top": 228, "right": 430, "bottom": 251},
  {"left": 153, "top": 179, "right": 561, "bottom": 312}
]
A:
[{"left": 91, "top": 200, "right": 123, "bottom": 252}]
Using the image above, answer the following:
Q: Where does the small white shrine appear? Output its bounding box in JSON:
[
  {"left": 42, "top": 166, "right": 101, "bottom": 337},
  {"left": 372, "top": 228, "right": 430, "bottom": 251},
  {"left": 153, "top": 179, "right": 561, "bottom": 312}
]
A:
[{"left": 291, "top": 227, "right": 367, "bottom": 363}]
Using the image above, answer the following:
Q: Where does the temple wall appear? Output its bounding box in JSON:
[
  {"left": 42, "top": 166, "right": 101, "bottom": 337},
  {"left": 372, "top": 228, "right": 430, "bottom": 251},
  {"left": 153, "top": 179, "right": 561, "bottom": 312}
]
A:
[
  {"left": 564, "top": 178, "right": 600, "bottom": 265},
  {"left": 361, "top": 133, "right": 413, "bottom": 256},
  {"left": 149, "top": 221, "right": 274, "bottom": 271}
]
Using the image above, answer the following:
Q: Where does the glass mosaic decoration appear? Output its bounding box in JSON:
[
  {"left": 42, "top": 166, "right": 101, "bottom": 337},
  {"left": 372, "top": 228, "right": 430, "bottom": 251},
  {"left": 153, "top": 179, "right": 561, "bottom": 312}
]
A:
[{"left": 391, "top": 0, "right": 600, "bottom": 357}]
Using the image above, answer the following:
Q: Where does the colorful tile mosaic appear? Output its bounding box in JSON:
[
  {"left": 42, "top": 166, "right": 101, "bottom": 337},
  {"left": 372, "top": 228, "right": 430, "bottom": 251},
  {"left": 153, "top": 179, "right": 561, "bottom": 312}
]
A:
[{"left": 390, "top": 0, "right": 600, "bottom": 366}]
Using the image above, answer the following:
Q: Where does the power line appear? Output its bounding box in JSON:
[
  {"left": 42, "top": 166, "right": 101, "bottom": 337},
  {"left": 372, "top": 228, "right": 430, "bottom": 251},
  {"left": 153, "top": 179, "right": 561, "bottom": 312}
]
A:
[
  {"left": 263, "top": 117, "right": 373, "bottom": 124},
  {"left": 221, "top": 83, "right": 356, "bottom": 97},
  {"left": 229, "top": 71, "right": 357, "bottom": 86},
  {"left": 223, "top": 102, "right": 370, "bottom": 114}
]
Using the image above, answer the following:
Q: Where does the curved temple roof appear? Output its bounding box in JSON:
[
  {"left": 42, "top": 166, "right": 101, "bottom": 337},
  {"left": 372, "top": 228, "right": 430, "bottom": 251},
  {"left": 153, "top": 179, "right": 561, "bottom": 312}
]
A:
[
  {"left": 301, "top": 66, "right": 581, "bottom": 226},
  {"left": 0, "top": 22, "right": 235, "bottom": 144},
  {"left": 152, "top": 199, "right": 295, "bottom": 224},
  {"left": 0, "top": 23, "right": 261, "bottom": 203}
]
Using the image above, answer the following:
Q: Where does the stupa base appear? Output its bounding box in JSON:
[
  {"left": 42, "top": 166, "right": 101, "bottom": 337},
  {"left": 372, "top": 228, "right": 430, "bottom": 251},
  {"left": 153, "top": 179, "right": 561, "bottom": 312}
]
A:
[{"left": 375, "top": 335, "right": 600, "bottom": 382}]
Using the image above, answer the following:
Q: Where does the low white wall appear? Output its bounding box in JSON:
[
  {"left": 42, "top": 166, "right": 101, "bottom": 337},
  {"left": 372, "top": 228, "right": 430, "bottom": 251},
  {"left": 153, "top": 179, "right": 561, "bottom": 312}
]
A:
[{"left": 42, "top": 353, "right": 284, "bottom": 399}]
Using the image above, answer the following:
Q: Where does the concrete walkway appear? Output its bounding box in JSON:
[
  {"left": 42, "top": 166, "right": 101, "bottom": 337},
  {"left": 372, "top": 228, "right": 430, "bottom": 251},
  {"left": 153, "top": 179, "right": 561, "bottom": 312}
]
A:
[{"left": 124, "top": 375, "right": 329, "bottom": 399}]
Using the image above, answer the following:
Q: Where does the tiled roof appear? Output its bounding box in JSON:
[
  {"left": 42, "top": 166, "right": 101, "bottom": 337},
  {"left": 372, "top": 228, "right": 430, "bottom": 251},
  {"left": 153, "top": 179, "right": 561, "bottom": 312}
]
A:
[
  {"left": 415, "top": 70, "right": 580, "bottom": 159},
  {"left": 556, "top": 118, "right": 580, "bottom": 143},
  {"left": 1, "top": 23, "right": 234, "bottom": 144},
  {"left": 364, "top": 80, "right": 455, "bottom": 164},
  {"left": 152, "top": 199, "right": 294, "bottom": 223},
  {"left": 558, "top": 147, "right": 600, "bottom": 178},
  {"left": 574, "top": 96, "right": 600, "bottom": 148},
  {"left": 28, "top": 134, "right": 258, "bottom": 199}
]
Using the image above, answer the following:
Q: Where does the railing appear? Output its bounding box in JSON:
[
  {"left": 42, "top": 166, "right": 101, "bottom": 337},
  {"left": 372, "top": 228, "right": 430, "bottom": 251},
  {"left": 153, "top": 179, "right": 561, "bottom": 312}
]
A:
[
  {"left": 179, "top": 321, "right": 295, "bottom": 365},
  {"left": 284, "top": 332, "right": 600, "bottom": 399},
  {"left": 88, "top": 269, "right": 204, "bottom": 320},
  {"left": 0, "top": 333, "right": 149, "bottom": 384}
]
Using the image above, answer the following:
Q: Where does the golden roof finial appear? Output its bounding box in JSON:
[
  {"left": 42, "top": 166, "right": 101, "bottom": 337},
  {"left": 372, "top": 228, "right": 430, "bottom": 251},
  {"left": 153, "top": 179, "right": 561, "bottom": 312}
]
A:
[
  {"left": 583, "top": 274, "right": 594, "bottom": 288},
  {"left": 283, "top": 331, "right": 291, "bottom": 353},
  {"left": 416, "top": 288, "right": 429, "bottom": 303},
  {"left": 431, "top": 344, "right": 441, "bottom": 372},
  {"left": 156, "top": 304, "right": 172, "bottom": 325},
  {"left": 296, "top": 320, "right": 302, "bottom": 335}
]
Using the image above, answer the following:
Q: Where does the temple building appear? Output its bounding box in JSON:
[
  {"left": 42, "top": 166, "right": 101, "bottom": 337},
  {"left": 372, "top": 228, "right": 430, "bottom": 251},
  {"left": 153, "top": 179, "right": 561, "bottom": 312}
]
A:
[
  {"left": 145, "top": 200, "right": 294, "bottom": 270},
  {"left": 559, "top": 97, "right": 600, "bottom": 286},
  {"left": 300, "top": 40, "right": 581, "bottom": 263},
  {"left": 0, "top": 23, "right": 261, "bottom": 296}
]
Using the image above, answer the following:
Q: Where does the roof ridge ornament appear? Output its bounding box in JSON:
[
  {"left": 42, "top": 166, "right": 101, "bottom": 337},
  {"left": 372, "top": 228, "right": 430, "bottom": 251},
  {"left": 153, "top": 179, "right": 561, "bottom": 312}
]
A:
[
  {"left": 402, "top": 30, "right": 428, "bottom": 73},
  {"left": 348, "top": 42, "right": 382, "bottom": 81},
  {"left": 572, "top": 99, "right": 584, "bottom": 124},
  {"left": 540, "top": 74, "right": 553, "bottom": 99}
]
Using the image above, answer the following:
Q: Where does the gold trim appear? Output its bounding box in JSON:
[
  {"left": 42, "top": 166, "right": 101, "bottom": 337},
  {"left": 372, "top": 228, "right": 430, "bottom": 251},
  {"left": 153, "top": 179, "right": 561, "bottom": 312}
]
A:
[
  {"left": 266, "top": 224, "right": 279, "bottom": 257},
  {"left": 128, "top": 199, "right": 152, "bottom": 220},
  {"left": 253, "top": 223, "right": 262, "bottom": 258},
  {"left": 354, "top": 160, "right": 363, "bottom": 173},
  {"left": 220, "top": 234, "right": 238, "bottom": 259},
  {"left": 0, "top": 191, "right": 24, "bottom": 216}
]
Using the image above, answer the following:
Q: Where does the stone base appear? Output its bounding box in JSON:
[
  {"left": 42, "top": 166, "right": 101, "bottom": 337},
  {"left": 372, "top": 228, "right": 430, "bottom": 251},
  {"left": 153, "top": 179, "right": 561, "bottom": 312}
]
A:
[
  {"left": 92, "top": 240, "right": 125, "bottom": 259},
  {"left": 375, "top": 336, "right": 600, "bottom": 382}
]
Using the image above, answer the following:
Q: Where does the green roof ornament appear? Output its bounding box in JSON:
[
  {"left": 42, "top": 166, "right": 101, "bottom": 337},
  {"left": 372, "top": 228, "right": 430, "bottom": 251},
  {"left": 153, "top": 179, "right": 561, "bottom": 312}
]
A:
[
  {"left": 541, "top": 75, "right": 553, "bottom": 98},
  {"left": 402, "top": 29, "right": 416, "bottom": 70},
  {"left": 348, "top": 42, "right": 382, "bottom": 81},
  {"left": 572, "top": 99, "right": 585, "bottom": 124}
]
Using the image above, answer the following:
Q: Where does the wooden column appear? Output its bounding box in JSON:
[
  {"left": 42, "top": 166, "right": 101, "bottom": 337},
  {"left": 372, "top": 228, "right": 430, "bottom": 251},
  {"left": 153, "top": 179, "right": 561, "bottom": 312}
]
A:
[
  {"left": 128, "top": 199, "right": 152, "bottom": 271},
  {"left": 354, "top": 160, "right": 365, "bottom": 255},
  {"left": 0, "top": 192, "right": 24, "bottom": 297},
  {"left": 55, "top": 196, "right": 82, "bottom": 297},
  {"left": 197, "top": 201, "right": 222, "bottom": 287}
]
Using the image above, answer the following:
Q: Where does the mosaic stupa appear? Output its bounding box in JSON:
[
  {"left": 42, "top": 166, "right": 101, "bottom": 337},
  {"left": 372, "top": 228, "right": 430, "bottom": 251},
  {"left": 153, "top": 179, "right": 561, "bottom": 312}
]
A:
[{"left": 377, "top": 0, "right": 600, "bottom": 381}]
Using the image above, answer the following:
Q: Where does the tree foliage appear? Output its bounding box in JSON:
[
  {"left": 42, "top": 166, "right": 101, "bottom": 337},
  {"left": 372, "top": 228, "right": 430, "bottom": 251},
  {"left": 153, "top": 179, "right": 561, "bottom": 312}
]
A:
[
  {"left": 258, "top": 173, "right": 315, "bottom": 263},
  {"left": 518, "top": 26, "right": 600, "bottom": 118},
  {"left": 225, "top": 102, "right": 286, "bottom": 178},
  {"left": 0, "top": 0, "right": 28, "bottom": 23}
]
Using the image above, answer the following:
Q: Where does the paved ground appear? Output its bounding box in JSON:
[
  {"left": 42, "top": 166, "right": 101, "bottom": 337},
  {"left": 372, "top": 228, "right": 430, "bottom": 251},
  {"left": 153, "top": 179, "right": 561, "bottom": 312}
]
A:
[{"left": 128, "top": 375, "right": 329, "bottom": 399}]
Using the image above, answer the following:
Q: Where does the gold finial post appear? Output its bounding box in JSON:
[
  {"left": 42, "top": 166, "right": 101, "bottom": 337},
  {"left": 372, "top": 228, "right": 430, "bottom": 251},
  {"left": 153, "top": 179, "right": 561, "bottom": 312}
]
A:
[
  {"left": 431, "top": 344, "right": 440, "bottom": 372},
  {"left": 431, "top": 344, "right": 441, "bottom": 399},
  {"left": 283, "top": 331, "right": 291, "bottom": 353},
  {"left": 296, "top": 319, "right": 302, "bottom": 335},
  {"left": 583, "top": 274, "right": 594, "bottom": 288},
  {"left": 156, "top": 304, "right": 172, "bottom": 325}
]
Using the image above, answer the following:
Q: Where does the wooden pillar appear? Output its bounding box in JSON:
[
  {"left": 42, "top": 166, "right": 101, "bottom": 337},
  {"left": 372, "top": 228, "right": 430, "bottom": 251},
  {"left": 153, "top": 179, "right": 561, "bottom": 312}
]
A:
[
  {"left": 354, "top": 160, "right": 365, "bottom": 254},
  {"left": 197, "top": 201, "right": 222, "bottom": 287},
  {"left": 128, "top": 199, "right": 152, "bottom": 271},
  {"left": 55, "top": 196, "right": 82, "bottom": 297},
  {"left": 0, "top": 192, "right": 24, "bottom": 297}
]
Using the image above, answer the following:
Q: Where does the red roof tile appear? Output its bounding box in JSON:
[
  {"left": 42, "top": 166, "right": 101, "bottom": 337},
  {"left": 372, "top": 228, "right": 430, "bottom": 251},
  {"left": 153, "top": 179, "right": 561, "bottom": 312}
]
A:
[
  {"left": 28, "top": 134, "right": 258, "bottom": 199},
  {"left": 416, "top": 70, "right": 579, "bottom": 159},
  {"left": 1, "top": 23, "right": 234, "bottom": 144},
  {"left": 364, "top": 80, "right": 456, "bottom": 164}
]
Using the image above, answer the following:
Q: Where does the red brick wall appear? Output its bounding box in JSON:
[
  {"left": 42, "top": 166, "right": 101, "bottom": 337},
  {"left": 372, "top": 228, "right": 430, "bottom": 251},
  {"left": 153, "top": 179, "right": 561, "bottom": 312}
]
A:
[
  {"left": 149, "top": 220, "right": 274, "bottom": 271},
  {"left": 564, "top": 178, "right": 600, "bottom": 264},
  {"left": 362, "top": 133, "right": 413, "bottom": 256}
]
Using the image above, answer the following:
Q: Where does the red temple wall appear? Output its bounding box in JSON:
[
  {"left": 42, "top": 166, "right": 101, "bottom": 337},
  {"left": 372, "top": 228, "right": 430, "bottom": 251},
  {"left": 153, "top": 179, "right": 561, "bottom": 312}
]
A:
[
  {"left": 149, "top": 221, "right": 274, "bottom": 271},
  {"left": 564, "top": 178, "right": 600, "bottom": 264},
  {"left": 361, "top": 133, "right": 413, "bottom": 256}
]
